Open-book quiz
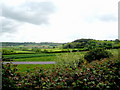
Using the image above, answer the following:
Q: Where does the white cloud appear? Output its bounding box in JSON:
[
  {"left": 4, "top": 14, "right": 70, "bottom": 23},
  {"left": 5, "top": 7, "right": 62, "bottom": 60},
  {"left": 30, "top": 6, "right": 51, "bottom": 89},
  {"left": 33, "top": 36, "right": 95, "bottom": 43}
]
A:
[{"left": 1, "top": 0, "right": 119, "bottom": 42}]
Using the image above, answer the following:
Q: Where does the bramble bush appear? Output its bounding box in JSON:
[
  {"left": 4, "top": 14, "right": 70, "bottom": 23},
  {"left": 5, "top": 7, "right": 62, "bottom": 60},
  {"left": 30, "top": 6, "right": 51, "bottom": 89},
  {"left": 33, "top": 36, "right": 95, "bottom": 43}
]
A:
[
  {"left": 2, "top": 55, "right": 120, "bottom": 89},
  {"left": 84, "top": 48, "right": 113, "bottom": 62},
  {"left": 2, "top": 63, "right": 21, "bottom": 89}
]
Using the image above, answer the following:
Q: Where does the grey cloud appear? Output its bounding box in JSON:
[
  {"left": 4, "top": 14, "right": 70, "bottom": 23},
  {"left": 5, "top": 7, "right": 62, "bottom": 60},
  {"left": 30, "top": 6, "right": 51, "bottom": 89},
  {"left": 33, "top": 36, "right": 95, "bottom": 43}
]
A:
[
  {"left": 2, "top": 1, "right": 55, "bottom": 25},
  {"left": 1, "top": 17, "right": 20, "bottom": 34}
]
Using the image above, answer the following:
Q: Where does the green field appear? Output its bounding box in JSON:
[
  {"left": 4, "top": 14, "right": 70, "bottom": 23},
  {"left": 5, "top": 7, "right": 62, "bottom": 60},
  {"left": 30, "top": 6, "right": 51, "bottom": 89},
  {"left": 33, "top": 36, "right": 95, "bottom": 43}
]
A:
[
  {"left": 3, "top": 53, "right": 56, "bottom": 61},
  {"left": 11, "top": 49, "right": 120, "bottom": 73},
  {"left": 16, "top": 64, "right": 55, "bottom": 73},
  {"left": 2, "top": 50, "right": 86, "bottom": 73},
  {"left": 3, "top": 53, "right": 56, "bottom": 59},
  {"left": 3, "top": 51, "right": 86, "bottom": 61},
  {"left": 15, "top": 50, "right": 35, "bottom": 54},
  {"left": 13, "top": 56, "right": 56, "bottom": 62}
]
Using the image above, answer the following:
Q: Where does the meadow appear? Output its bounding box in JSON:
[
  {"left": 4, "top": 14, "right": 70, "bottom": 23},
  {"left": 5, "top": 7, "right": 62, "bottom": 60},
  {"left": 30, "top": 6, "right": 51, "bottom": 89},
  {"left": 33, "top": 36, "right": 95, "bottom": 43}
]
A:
[
  {"left": 2, "top": 49, "right": 86, "bottom": 72},
  {"left": 3, "top": 53, "right": 56, "bottom": 61},
  {"left": 15, "top": 49, "right": 119, "bottom": 72},
  {"left": 2, "top": 48, "right": 119, "bottom": 70}
]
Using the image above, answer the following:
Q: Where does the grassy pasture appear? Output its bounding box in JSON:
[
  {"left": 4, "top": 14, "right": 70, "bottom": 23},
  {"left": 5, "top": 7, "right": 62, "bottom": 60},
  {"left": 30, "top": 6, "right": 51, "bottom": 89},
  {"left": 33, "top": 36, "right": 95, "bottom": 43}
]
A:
[
  {"left": 3, "top": 50, "right": 86, "bottom": 61},
  {"left": 2, "top": 49, "right": 119, "bottom": 73},
  {"left": 13, "top": 56, "right": 56, "bottom": 62},
  {"left": 16, "top": 64, "right": 55, "bottom": 73},
  {"left": 3, "top": 51, "right": 86, "bottom": 73},
  {"left": 3, "top": 53, "right": 56, "bottom": 59},
  {"left": 14, "top": 50, "right": 35, "bottom": 54}
]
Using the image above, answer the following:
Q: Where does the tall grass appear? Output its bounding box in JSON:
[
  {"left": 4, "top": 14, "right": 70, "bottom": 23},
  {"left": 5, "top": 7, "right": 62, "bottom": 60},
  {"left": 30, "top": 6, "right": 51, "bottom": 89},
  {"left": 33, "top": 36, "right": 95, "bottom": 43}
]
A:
[
  {"left": 107, "top": 49, "right": 119, "bottom": 60},
  {"left": 54, "top": 52, "right": 86, "bottom": 69}
]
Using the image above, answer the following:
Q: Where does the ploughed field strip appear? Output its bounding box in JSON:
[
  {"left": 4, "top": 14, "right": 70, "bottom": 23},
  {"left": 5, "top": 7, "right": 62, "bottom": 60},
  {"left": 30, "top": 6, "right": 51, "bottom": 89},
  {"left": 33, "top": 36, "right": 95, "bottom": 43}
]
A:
[{"left": 3, "top": 61, "right": 56, "bottom": 64}]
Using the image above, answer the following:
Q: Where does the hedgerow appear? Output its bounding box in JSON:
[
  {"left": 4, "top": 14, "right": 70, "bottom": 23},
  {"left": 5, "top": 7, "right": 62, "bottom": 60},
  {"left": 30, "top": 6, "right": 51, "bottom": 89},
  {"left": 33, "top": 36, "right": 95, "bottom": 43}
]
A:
[{"left": 84, "top": 48, "right": 113, "bottom": 62}]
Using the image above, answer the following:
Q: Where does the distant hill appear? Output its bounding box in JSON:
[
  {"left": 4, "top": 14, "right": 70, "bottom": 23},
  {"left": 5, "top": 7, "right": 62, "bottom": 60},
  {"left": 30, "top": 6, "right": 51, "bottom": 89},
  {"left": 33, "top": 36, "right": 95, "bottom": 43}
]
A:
[{"left": 62, "top": 38, "right": 120, "bottom": 49}]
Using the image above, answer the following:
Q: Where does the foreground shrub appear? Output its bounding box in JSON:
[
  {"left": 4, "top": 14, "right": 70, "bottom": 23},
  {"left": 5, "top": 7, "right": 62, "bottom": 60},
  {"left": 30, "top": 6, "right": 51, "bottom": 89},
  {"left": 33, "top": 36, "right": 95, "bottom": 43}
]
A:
[
  {"left": 2, "top": 56, "right": 120, "bottom": 89},
  {"left": 2, "top": 63, "right": 21, "bottom": 89},
  {"left": 84, "top": 48, "right": 113, "bottom": 62}
]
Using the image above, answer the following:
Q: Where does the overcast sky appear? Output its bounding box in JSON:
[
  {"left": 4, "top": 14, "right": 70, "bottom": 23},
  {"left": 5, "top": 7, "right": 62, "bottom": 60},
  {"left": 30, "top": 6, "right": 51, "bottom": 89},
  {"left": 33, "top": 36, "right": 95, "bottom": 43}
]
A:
[{"left": 0, "top": 0, "right": 119, "bottom": 43}]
